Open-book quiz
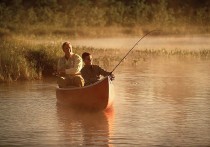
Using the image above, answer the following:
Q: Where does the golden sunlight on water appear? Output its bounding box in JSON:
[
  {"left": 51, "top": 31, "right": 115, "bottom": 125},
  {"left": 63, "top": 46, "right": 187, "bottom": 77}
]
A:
[
  {"left": 0, "top": 57, "right": 210, "bottom": 146},
  {"left": 56, "top": 106, "right": 114, "bottom": 146},
  {"left": 18, "top": 36, "right": 210, "bottom": 51},
  {"left": 71, "top": 36, "right": 210, "bottom": 50}
]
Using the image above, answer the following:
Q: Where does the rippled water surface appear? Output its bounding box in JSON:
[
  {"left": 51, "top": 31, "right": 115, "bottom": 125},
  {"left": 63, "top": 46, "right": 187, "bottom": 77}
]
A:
[{"left": 0, "top": 57, "right": 210, "bottom": 146}]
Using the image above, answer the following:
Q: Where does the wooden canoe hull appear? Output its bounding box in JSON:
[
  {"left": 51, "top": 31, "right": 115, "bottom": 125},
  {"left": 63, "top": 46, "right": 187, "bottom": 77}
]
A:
[{"left": 56, "top": 76, "right": 114, "bottom": 111}]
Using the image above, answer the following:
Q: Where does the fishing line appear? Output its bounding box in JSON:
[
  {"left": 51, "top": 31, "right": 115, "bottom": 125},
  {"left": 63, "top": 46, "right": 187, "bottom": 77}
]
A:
[{"left": 110, "top": 29, "right": 160, "bottom": 74}]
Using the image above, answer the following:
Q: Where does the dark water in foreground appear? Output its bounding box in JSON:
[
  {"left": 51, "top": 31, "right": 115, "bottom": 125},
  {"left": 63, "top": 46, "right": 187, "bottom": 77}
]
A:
[{"left": 0, "top": 57, "right": 210, "bottom": 146}]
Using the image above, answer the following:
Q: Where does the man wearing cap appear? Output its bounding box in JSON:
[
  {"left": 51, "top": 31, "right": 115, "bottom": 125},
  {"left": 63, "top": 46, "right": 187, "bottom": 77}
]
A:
[{"left": 57, "top": 42, "right": 84, "bottom": 87}]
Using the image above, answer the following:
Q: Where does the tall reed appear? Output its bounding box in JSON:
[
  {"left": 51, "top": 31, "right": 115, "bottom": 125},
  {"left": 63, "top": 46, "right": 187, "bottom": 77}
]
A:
[{"left": 0, "top": 38, "right": 210, "bottom": 82}]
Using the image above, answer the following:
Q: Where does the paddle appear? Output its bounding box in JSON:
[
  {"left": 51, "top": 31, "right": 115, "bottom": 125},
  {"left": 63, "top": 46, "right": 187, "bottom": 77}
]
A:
[{"left": 110, "top": 29, "right": 160, "bottom": 74}]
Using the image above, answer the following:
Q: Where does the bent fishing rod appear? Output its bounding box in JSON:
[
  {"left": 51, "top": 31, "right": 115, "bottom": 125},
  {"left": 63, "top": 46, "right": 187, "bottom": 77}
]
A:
[{"left": 110, "top": 29, "right": 160, "bottom": 74}]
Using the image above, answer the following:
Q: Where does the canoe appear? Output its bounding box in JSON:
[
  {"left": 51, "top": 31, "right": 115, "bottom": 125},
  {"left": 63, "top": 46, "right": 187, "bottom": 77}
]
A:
[{"left": 56, "top": 76, "right": 115, "bottom": 111}]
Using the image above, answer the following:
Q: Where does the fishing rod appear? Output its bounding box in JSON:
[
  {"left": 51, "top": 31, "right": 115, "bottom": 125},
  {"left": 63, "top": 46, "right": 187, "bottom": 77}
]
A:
[{"left": 110, "top": 29, "right": 160, "bottom": 74}]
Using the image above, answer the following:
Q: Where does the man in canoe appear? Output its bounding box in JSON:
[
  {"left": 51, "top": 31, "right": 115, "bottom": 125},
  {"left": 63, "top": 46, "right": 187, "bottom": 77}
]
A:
[
  {"left": 81, "top": 52, "right": 114, "bottom": 86},
  {"left": 57, "top": 42, "right": 84, "bottom": 88}
]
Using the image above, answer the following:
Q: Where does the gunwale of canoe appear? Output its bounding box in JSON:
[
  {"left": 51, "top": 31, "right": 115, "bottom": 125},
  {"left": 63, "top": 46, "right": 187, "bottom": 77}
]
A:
[{"left": 56, "top": 76, "right": 114, "bottom": 110}]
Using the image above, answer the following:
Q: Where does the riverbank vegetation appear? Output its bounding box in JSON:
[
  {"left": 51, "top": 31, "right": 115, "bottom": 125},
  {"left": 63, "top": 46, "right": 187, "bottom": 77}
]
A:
[
  {"left": 1, "top": 38, "right": 210, "bottom": 82},
  {"left": 0, "top": 0, "right": 210, "bottom": 38},
  {"left": 0, "top": 0, "right": 210, "bottom": 82}
]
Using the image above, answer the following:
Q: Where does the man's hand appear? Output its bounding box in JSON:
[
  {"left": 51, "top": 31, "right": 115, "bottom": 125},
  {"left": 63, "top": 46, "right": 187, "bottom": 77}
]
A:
[{"left": 110, "top": 74, "right": 115, "bottom": 81}]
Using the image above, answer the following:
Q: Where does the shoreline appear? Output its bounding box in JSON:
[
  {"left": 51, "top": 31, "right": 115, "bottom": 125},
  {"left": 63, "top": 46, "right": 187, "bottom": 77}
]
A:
[
  {"left": 7, "top": 33, "right": 210, "bottom": 51},
  {"left": 1, "top": 35, "right": 210, "bottom": 83}
]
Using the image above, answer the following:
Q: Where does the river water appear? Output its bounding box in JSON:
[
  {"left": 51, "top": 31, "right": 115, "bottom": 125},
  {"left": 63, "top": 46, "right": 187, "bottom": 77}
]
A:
[
  {"left": 71, "top": 36, "right": 210, "bottom": 50},
  {"left": 0, "top": 56, "right": 210, "bottom": 146}
]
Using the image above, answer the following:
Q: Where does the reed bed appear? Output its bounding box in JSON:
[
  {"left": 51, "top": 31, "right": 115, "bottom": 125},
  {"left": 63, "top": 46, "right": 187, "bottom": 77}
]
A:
[{"left": 0, "top": 39, "right": 210, "bottom": 82}]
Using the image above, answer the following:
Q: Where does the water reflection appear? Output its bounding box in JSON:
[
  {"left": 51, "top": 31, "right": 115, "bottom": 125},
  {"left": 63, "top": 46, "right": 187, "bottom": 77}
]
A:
[
  {"left": 113, "top": 57, "right": 210, "bottom": 146},
  {"left": 56, "top": 106, "right": 114, "bottom": 146},
  {"left": 0, "top": 57, "right": 210, "bottom": 146}
]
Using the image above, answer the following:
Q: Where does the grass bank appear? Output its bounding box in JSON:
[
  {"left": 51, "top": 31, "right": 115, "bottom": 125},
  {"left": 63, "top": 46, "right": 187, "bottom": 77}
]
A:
[{"left": 0, "top": 37, "right": 210, "bottom": 83}]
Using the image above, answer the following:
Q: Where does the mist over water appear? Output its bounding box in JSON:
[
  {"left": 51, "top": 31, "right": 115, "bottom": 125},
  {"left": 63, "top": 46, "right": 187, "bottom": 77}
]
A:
[
  {"left": 0, "top": 56, "right": 210, "bottom": 146},
  {"left": 1, "top": 0, "right": 210, "bottom": 145},
  {"left": 71, "top": 36, "right": 210, "bottom": 51}
]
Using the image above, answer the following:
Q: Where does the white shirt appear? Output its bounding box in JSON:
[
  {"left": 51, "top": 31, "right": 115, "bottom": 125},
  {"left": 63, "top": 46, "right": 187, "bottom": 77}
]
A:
[{"left": 57, "top": 54, "right": 83, "bottom": 75}]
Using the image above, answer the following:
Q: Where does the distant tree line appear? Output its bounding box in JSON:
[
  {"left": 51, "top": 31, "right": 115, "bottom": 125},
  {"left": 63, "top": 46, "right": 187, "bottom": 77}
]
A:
[{"left": 0, "top": 0, "right": 209, "bottom": 34}]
